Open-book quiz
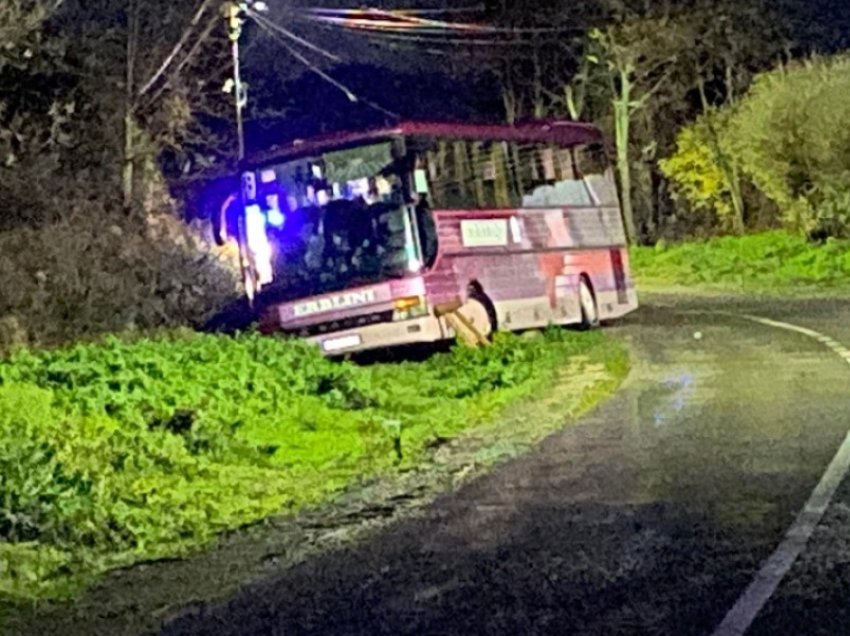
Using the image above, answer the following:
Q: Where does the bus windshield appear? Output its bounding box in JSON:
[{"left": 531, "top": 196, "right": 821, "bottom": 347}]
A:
[{"left": 252, "top": 140, "right": 436, "bottom": 300}]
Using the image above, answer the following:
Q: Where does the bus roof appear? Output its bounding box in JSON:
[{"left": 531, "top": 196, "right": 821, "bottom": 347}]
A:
[{"left": 249, "top": 120, "right": 603, "bottom": 168}]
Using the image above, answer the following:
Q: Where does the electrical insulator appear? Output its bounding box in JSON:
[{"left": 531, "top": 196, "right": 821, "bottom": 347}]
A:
[{"left": 226, "top": 3, "right": 243, "bottom": 41}]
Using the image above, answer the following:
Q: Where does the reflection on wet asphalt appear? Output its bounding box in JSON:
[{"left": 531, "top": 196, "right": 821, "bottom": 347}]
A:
[{"left": 160, "top": 301, "right": 850, "bottom": 636}]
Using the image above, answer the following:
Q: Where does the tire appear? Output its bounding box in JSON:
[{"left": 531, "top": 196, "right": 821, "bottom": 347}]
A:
[{"left": 578, "top": 277, "right": 599, "bottom": 330}]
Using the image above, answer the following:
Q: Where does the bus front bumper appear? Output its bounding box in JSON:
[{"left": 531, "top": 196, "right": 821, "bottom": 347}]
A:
[{"left": 306, "top": 315, "right": 447, "bottom": 355}]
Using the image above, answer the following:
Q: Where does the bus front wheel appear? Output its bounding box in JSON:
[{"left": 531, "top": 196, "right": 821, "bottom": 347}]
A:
[{"left": 578, "top": 277, "right": 599, "bottom": 330}]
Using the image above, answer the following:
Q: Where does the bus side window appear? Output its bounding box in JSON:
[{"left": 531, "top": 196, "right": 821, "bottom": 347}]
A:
[
  {"left": 576, "top": 143, "right": 618, "bottom": 205},
  {"left": 415, "top": 197, "right": 438, "bottom": 269},
  {"left": 520, "top": 143, "right": 593, "bottom": 207},
  {"left": 478, "top": 142, "right": 513, "bottom": 208},
  {"left": 426, "top": 140, "right": 475, "bottom": 209},
  {"left": 423, "top": 139, "right": 527, "bottom": 209}
]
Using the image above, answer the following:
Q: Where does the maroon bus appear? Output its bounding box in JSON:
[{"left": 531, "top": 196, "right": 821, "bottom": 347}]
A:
[{"left": 217, "top": 121, "right": 637, "bottom": 354}]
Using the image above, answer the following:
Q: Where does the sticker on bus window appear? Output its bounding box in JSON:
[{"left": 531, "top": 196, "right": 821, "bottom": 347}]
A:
[
  {"left": 414, "top": 169, "right": 430, "bottom": 195},
  {"left": 461, "top": 219, "right": 509, "bottom": 248},
  {"left": 482, "top": 162, "right": 496, "bottom": 182}
]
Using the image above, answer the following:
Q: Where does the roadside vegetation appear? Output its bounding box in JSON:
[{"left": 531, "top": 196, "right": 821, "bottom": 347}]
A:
[
  {"left": 0, "top": 328, "right": 626, "bottom": 602},
  {"left": 634, "top": 56, "right": 850, "bottom": 295},
  {"left": 632, "top": 232, "right": 850, "bottom": 294},
  {"left": 661, "top": 56, "right": 850, "bottom": 242}
]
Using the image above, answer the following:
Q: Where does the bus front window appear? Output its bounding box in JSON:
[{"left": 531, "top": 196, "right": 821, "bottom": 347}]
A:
[{"left": 256, "top": 141, "right": 426, "bottom": 297}]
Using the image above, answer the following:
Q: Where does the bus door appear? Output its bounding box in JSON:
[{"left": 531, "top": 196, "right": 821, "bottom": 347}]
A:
[{"left": 611, "top": 248, "right": 628, "bottom": 304}]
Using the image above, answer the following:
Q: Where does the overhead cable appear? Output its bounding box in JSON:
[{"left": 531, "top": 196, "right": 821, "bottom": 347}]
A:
[
  {"left": 247, "top": 7, "right": 341, "bottom": 62},
  {"left": 304, "top": 7, "right": 567, "bottom": 35},
  {"left": 250, "top": 16, "right": 399, "bottom": 120}
]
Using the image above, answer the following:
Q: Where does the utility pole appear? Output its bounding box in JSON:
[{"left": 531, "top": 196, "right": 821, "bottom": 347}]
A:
[
  {"left": 225, "top": 1, "right": 257, "bottom": 304},
  {"left": 123, "top": 0, "right": 140, "bottom": 212},
  {"left": 225, "top": 1, "right": 247, "bottom": 162}
]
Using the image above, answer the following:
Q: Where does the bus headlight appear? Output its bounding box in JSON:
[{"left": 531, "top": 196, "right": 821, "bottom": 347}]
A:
[{"left": 392, "top": 296, "right": 429, "bottom": 321}]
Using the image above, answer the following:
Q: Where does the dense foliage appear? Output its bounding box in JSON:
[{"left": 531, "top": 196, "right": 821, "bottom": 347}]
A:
[
  {"left": 632, "top": 231, "right": 850, "bottom": 291},
  {"left": 0, "top": 206, "right": 239, "bottom": 349},
  {"left": 660, "top": 109, "right": 740, "bottom": 233},
  {"left": 0, "top": 1, "right": 242, "bottom": 348},
  {"left": 663, "top": 57, "right": 850, "bottom": 240},
  {"left": 0, "top": 328, "right": 623, "bottom": 599}
]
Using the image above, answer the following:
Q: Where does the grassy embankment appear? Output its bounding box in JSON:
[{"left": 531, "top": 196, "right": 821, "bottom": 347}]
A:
[
  {"left": 0, "top": 328, "right": 627, "bottom": 603},
  {"left": 632, "top": 231, "right": 850, "bottom": 296}
]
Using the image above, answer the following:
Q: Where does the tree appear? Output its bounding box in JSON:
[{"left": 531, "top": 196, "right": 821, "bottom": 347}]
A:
[
  {"left": 49, "top": 0, "right": 238, "bottom": 214},
  {"left": 585, "top": 13, "right": 695, "bottom": 243},
  {"left": 684, "top": 1, "right": 790, "bottom": 234},
  {"left": 729, "top": 56, "right": 850, "bottom": 237},
  {"left": 481, "top": 0, "right": 603, "bottom": 124},
  {"left": 0, "top": 1, "right": 85, "bottom": 228},
  {"left": 663, "top": 55, "right": 850, "bottom": 239},
  {"left": 660, "top": 108, "right": 743, "bottom": 233}
]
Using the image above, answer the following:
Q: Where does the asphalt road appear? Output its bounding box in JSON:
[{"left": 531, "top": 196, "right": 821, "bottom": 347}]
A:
[{"left": 155, "top": 295, "right": 850, "bottom": 636}]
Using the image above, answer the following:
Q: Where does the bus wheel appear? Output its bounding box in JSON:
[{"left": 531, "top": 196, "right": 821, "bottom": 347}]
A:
[{"left": 578, "top": 277, "right": 599, "bottom": 330}]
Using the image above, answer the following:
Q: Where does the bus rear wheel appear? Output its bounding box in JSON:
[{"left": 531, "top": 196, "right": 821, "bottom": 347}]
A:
[{"left": 578, "top": 277, "right": 599, "bottom": 330}]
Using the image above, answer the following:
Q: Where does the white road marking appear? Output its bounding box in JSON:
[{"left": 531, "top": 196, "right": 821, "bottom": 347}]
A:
[{"left": 692, "top": 311, "right": 850, "bottom": 636}]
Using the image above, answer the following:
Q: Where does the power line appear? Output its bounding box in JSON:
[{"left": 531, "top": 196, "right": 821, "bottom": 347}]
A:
[
  {"left": 394, "top": 6, "right": 486, "bottom": 16},
  {"left": 294, "top": 16, "right": 564, "bottom": 49},
  {"left": 246, "top": 7, "right": 341, "bottom": 62},
  {"left": 357, "top": 31, "right": 552, "bottom": 47},
  {"left": 307, "top": 5, "right": 486, "bottom": 16},
  {"left": 304, "top": 7, "right": 569, "bottom": 35},
  {"left": 141, "top": 13, "right": 220, "bottom": 111},
  {"left": 250, "top": 16, "right": 399, "bottom": 120}
]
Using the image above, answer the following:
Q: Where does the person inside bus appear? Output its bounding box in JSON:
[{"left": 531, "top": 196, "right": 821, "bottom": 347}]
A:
[
  {"left": 259, "top": 169, "right": 286, "bottom": 230},
  {"left": 414, "top": 191, "right": 438, "bottom": 270},
  {"left": 215, "top": 191, "right": 241, "bottom": 246}
]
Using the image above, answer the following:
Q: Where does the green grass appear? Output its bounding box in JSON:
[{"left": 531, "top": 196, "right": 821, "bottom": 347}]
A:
[
  {"left": 0, "top": 328, "right": 626, "bottom": 602},
  {"left": 632, "top": 231, "right": 850, "bottom": 295}
]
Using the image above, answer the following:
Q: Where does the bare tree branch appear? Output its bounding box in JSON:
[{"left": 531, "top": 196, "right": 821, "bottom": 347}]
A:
[
  {"left": 137, "top": 0, "right": 217, "bottom": 97},
  {"left": 139, "top": 13, "right": 219, "bottom": 112}
]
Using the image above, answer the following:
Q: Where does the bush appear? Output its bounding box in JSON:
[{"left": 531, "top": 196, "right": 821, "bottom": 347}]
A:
[
  {"left": 0, "top": 384, "right": 84, "bottom": 545},
  {"left": 727, "top": 56, "right": 850, "bottom": 236},
  {"left": 660, "top": 108, "right": 744, "bottom": 233},
  {"left": 0, "top": 332, "right": 373, "bottom": 457},
  {"left": 0, "top": 332, "right": 375, "bottom": 594},
  {"left": 423, "top": 331, "right": 548, "bottom": 398},
  {"left": 0, "top": 204, "right": 240, "bottom": 349},
  {"left": 662, "top": 55, "right": 850, "bottom": 239}
]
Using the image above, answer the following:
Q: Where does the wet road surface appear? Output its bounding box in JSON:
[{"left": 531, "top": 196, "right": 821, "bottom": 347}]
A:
[{"left": 159, "top": 297, "right": 850, "bottom": 636}]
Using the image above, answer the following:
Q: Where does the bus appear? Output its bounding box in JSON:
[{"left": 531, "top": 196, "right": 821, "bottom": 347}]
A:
[{"left": 215, "top": 121, "right": 638, "bottom": 354}]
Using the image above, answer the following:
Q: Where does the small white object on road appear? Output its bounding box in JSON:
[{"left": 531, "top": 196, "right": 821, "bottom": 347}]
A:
[{"left": 693, "top": 331, "right": 703, "bottom": 340}]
